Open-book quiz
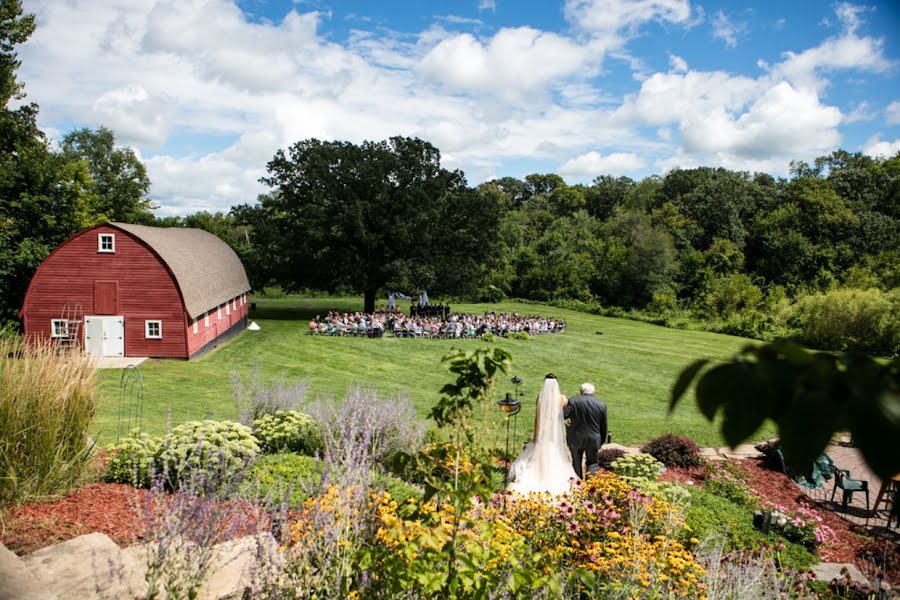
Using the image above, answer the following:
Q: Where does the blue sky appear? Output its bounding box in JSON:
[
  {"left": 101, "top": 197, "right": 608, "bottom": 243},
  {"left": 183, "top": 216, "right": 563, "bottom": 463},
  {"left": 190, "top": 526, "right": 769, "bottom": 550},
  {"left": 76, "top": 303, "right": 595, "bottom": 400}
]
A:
[{"left": 17, "top": 0, "right": 900, "bottom": 216}]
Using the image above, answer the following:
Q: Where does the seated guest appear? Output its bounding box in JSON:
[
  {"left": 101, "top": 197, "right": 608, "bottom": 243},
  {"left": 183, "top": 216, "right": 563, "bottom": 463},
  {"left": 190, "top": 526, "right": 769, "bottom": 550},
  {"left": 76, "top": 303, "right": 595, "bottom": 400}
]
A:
[{"left": 308, "top": 319, "right": 318, "bottom": 333}]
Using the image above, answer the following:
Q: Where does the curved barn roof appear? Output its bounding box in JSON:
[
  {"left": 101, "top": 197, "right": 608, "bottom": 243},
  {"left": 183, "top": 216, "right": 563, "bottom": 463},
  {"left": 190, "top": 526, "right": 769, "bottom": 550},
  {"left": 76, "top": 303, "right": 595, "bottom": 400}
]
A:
[{"left": 111, "top": 222, "right": 251, "bottom": 320}]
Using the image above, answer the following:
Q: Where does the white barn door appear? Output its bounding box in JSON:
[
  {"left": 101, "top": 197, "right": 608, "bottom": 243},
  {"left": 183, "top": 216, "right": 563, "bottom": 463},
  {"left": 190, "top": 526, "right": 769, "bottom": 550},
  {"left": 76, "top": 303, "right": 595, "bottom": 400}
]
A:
[{"left": 84, "top": 316, "right": 124, "bottom": 357}]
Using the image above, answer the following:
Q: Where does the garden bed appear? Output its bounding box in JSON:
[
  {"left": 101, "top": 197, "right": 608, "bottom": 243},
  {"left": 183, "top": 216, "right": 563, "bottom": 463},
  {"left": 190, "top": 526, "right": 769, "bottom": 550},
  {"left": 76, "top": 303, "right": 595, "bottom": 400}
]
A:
[{"left": 3, "top": 457, "right": 897, "bottom": 587}]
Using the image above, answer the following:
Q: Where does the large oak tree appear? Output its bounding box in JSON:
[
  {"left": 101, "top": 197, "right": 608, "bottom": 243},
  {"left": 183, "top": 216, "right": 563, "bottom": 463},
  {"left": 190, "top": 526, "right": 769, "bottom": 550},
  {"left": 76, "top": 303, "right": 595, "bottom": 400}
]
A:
[{"left": 260, "top": 136, "right": 500, "bottom": 313}]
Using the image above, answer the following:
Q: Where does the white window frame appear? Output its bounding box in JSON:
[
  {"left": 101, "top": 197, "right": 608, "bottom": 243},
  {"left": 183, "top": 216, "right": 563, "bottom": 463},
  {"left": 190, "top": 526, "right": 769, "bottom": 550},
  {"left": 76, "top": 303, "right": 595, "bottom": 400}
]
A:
[
  {"left": 232, "top": 299, "right": 237, "bottom": 311},
  {"left": 193, "top": 319, "right": 198, "bottom": 335},
  {"left": 226, "top": 302, "right": 231, "bottom": 316},
  {"left": 51, "top": 319, "right": 68, "bottom": 338},
  {"left": 239, "top": 295, "right": 244, "bottom": 306},
  {"left": 217, "top": 306, "right": 222, "bottom": 320},
  {"left": 204, "top": 312, "right": 210, "bottom": 328},
  {"left": 98, "top": 233, "right": 115, "bottom": 253},
  {"left": 145, "top": 320, "right": 162, "bottom": 339}
]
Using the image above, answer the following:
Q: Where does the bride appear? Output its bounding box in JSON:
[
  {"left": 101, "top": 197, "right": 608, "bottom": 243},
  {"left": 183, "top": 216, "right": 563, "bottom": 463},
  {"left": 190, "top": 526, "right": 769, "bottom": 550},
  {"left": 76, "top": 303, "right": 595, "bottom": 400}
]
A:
[{"left": 507, "top": 374, "right": 578, "bottom": 495}]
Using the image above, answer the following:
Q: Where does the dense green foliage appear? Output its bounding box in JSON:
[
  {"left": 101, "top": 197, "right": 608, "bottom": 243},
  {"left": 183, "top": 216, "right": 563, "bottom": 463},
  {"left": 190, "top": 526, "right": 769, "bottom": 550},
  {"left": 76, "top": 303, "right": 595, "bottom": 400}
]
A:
[
  {"left": 0, "top": 339, "right": 96, "bottom": 505},
  {"left": 252, "top": 410, "right": 322, "bottom": 455}
]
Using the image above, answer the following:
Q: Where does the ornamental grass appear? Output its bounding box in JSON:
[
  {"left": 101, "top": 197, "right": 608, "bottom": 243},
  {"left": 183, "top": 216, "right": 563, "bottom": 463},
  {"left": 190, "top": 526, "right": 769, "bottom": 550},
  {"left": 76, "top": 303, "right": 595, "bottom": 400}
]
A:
[{"left": 0, "top": 338, "right": 96, "bottom": 505}]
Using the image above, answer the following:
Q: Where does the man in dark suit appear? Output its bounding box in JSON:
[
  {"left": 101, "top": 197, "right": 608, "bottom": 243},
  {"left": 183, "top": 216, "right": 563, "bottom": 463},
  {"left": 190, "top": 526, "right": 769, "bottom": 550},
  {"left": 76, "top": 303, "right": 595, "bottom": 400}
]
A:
[{"left": 563, "top": 382, "right": 608, "bottom": 478}]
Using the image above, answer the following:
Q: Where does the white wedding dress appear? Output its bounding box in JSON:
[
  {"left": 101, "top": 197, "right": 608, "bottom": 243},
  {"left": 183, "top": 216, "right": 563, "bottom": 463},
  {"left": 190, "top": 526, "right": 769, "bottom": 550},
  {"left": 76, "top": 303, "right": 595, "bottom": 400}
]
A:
[{"left": 506, "top": 378, "right": 578, "bottom": 495}]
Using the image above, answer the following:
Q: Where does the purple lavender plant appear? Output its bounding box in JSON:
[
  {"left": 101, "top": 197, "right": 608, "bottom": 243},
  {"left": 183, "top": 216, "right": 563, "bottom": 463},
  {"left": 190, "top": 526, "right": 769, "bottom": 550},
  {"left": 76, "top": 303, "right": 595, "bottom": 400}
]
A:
[{"left": 232, "top": 361, "right": 308, "bottom": 425}]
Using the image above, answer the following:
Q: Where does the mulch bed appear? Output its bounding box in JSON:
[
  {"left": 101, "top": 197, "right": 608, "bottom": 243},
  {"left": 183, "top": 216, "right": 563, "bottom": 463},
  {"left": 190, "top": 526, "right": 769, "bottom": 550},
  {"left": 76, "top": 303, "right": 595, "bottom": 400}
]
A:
[{"left": 0, "top": 483, "right": 147, "bottom": 554}]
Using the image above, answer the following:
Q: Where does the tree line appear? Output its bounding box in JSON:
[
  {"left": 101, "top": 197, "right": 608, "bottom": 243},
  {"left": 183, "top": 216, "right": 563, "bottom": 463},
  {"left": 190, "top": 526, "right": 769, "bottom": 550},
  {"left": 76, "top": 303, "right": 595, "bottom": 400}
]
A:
[{"left": 2, "top": 0, "right": 898, "bottom": 354}]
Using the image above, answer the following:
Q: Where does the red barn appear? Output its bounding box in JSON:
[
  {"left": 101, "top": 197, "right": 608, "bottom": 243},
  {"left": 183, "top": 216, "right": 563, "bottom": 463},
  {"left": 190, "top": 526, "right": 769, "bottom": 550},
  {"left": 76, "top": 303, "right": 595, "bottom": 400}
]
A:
[{"left": 19, "top": 222, "right": 251, "bottom": 359}]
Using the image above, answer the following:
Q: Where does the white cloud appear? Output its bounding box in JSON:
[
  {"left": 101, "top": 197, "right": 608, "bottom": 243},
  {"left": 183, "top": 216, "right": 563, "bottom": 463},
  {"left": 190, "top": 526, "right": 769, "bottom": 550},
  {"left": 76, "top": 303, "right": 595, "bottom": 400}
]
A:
[
  {"left": 843, "top": 101, "right": 875, "bottom": 123},
  {"left": 834, "top": 2, "right": 871, "bottom": 35},
  {"left": 886, "top": 101, "right": 900, "bottom": 125},
  {"left": 679, "top": 82, "right": 841, "bottom": 159},
  {"left": 92, "top": 84, "right": 175, "bottom": 147},
  {"left": 478, "top": 0, "right": 496, "bottom": 13},
  {"left": 559, "top": 151, "right": 646, "bottom": 178},
  {"left": 668, "top": 53, "right": 688, "bottom": 73},
  {"left": 711, "top": 10, "right": 745, "bottom": 48},
  {"left": 862, "top": 136, "right": 900, "bottom": 157},
  {"left": 416, "top": 28, "right": 596, "bottom": 100},
  {"left": 564, "top": 0, "right": 693, "bottom": 35}
]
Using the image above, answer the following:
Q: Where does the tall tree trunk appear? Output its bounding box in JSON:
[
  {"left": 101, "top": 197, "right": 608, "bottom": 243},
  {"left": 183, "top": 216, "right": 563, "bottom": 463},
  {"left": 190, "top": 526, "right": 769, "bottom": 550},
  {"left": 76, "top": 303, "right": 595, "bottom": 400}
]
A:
[{"left": 364, "top": 288, "right": 376, "bottom": 314}]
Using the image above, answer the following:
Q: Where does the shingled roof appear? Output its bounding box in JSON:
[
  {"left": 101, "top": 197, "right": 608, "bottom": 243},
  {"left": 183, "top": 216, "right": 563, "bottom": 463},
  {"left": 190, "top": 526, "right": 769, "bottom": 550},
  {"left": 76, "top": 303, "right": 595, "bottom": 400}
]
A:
[{"left": 111, "top": 222, "right": 251, "bottom": 320}]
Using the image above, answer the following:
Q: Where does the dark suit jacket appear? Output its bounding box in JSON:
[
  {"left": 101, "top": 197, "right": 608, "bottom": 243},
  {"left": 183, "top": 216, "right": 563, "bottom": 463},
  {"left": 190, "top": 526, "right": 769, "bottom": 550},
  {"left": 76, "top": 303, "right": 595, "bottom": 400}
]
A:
[{"left": 563, "top": 394, "right": 607, "bottom": 448}]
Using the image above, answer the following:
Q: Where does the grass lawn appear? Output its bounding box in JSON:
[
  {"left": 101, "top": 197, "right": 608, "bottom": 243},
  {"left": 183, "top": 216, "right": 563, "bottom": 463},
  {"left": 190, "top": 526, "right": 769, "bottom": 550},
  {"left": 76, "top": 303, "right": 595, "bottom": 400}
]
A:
[{"left": 93, "top": 296, "right": 773, "bottom": 448}]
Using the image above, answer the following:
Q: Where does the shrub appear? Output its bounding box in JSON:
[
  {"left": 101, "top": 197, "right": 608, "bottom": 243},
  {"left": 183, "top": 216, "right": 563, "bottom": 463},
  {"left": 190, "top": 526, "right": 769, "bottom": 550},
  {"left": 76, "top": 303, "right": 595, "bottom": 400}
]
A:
[
  {"left": 158, "top": 420, "right": 260, "bottom": 486},
  {"left": 0, "top": 339, "right": 96, "bottom": 505},
  {"left": 641, "top": 433, "right": 702, "bottom": 468},
  {"left": 481, "top": 332, "right": 495, "bottom": 343},
  {"left": 596, "top": 447, "right": 626, "bottom": 470},
  {"left": 477, "top": 284, "right": 505, "bottom": 303},
  {"left": 610, "top": 452, "right": 665, "bottom": 481},
  {"left": 105, "top": 430, "right": 162, "bottom": 487},
  {"left": 231, "top": 362, "right": 307, "bottom": 425},
  {"left": 243, "top": 453, "right": 323, "bottom": 507},
  {"left": 253, "top": 411, "right": 322, "bottom": 455},
  {"left": 790, "top": 287, "right": 900, "bottom": 354}
]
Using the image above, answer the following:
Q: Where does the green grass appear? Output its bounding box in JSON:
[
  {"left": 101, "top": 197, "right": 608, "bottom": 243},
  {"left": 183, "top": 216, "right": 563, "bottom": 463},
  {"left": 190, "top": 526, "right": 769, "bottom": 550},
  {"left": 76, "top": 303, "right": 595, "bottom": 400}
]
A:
[{"left": 93, "top": 296, "right": 773, "bottom": 448}]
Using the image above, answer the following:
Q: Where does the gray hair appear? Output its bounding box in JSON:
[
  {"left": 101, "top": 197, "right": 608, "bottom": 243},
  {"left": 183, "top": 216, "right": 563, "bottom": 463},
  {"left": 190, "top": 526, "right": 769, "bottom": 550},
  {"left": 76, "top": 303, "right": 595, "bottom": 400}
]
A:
[{"left": 580, "top": 383, "right": 595, "bottom": 395}]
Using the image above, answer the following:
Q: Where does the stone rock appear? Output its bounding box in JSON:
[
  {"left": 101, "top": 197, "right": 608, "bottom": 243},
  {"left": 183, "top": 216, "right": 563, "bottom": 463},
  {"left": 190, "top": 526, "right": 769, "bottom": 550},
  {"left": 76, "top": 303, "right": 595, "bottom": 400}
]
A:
[
  {"left": 810, "top": 562, "right": 870, "bottom": 588},
  {"left": 602, "top": 443, "right": 639, "bottom": 455},
  {"left": 718, "top": 444, "right": 762, "bottom": 460},
  {"left": 699, "top": 447, "right": 726, "bottom": 461},
  {"left": 23, "top": 532, "right": 142, "bottom": 599},
  {"left": 0, "top": 541, "right": 56, "bottom": 600}
]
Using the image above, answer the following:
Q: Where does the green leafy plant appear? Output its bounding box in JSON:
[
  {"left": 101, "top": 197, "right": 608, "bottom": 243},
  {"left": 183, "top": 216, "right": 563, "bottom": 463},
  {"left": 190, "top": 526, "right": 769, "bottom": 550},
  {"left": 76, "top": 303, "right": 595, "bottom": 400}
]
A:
[
  {"left": 671, "top": 341, "right": 900, "bottom": 480},
  {"left": 243, "top": 452, "right": 322, "bottom": 507},
  {"left": 105, "top": 430, "right": 162, "bottom": 487},
  {"left": 610, "top": 452, "right": 665, "bottom": 481},
  {"left": 158, "top": 420, "right": 260, "bottom": 486},
  {"left": 641, "top": 433, "right": 702, "bottom": 468},
  {"left": 253, "top": 410, "right": 322, "bottom": 455}
]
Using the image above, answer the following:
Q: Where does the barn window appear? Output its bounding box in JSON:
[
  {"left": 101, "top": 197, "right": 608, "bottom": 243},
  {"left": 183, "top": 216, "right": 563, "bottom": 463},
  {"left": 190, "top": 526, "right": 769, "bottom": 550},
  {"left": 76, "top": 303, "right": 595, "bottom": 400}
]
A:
[
  {"left": 50, "top": 319, "right": 68, "bottom": 338},
  {"left": 145, "top": 320, "right": 162, "bottom": 339},
  {"left": 98, "top": 234, "right": 115, "bottom": 253},
  {"left": 217, "top": 306, "right": 222, "bottom": 320},
  {"left": 226, "top": 302, "right": 231, "bottom": 316},
  {"left": 232, "top": 299, "right": 237, "bottom": 311},
  {"left": 193, "top": 320, "right": 198, "bottom": 335},
  {"left": 204, "top": 312, "right": 210, "bottom": 327}
]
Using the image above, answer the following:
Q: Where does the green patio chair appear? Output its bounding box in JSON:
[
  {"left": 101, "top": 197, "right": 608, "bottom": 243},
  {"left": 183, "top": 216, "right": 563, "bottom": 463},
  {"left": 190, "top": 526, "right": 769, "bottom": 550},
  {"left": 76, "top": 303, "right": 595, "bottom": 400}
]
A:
[{"left": 830, "top": 467, "right": 870, "bottom": 513}]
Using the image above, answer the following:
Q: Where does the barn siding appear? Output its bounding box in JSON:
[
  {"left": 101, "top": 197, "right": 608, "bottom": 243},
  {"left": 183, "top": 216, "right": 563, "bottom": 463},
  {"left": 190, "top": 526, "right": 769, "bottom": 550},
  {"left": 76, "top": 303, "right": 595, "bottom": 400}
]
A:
[
  {"left": 184, "top": 293, "right": 249, "bottom": 358},
  {"left": 22, "top": 225, "right": 188, "bottom": 357}
]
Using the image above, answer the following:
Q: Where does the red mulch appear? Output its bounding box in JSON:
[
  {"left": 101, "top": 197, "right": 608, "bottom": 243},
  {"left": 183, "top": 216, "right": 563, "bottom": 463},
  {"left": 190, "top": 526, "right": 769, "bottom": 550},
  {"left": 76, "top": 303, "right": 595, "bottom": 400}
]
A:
[{"left": 0, "top": 483, "right": 147, "bottom": 554}]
